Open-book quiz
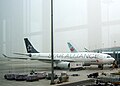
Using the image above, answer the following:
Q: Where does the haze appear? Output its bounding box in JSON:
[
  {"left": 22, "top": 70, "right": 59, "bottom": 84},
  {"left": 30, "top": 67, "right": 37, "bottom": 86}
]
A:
[{"left": 0, "top": 0, "right": 120, "bottom": 57}]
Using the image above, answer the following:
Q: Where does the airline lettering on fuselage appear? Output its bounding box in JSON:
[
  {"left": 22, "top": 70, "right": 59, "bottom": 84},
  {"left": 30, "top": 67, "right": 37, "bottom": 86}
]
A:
[
  {"left": 55, "top": 54, "right": 64, "bottom": 58},
  {"left": 53, "top": 53, "right": 98, "bottom": 59}
]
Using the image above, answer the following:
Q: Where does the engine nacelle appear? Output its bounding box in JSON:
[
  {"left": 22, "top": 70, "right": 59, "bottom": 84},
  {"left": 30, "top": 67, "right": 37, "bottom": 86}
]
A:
[{"left": 55, "top": 62, "right": 70, "bottom": 69}]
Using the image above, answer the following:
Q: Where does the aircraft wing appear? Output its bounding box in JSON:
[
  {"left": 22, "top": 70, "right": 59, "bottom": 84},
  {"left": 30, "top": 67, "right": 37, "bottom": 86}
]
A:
[
  {"left": 28, "top": 56, "right": 75, "bottom": 63},
  {"left": 13, "top": 53, "right": 75, "bottom": 62},
  {"left": 13, "top": 53, "right": 31, "bottom": 57},
  {"left": 2, "top": 54, "right": 74, "bottom": 62},
  {"left": 2, "top": 54, "right": 30, "bottom": 60}
]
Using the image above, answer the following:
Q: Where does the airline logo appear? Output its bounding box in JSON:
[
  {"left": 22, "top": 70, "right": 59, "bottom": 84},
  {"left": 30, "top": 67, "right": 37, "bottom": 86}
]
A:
[
  {"left": 70, "top": 47, "right": 75, "bottom": 52},
  {"left": 27, "top": 45, "right": 32, "bottom": 52},
  {"left": 96, "top": 60, "right": 99, "bottom": 62}
]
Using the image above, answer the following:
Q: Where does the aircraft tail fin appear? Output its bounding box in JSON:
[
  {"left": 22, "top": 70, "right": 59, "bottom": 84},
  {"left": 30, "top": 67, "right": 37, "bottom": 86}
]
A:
[
  {"left": 84, "top": 47, "right": 90, "bottom": 52},
  {"left": 67, "top": 42, "right": 78, "bottom": 53},
  {"left": 24, "top": 38, "right": 39, "bottom": 53}
]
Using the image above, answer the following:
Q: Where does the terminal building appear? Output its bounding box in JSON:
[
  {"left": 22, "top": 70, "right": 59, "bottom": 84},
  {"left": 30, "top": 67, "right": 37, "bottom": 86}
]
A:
[{"left": 93, "top": 47, "right": 120, "bottom": 64}]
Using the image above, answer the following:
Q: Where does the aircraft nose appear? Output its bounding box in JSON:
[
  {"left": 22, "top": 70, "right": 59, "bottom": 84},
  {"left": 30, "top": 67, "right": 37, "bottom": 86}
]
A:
[
  {"left": 108, "top": 57, "right": 115, "bottom": 64},
  {"left": 112, "top": 58, "right": 115, "bottom": 63},
  {"left": 113, "top": 58, "right": 115, "bottom": 61}
]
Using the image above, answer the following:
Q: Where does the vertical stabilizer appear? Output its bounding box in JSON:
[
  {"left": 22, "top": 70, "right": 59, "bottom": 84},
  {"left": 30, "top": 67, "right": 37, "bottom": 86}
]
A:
[
  {"left": 24, "top": 38, "right": 39, "bottom": 53},
  {"left": 67, "top": 42, "right": 78, "bottom": 53}
]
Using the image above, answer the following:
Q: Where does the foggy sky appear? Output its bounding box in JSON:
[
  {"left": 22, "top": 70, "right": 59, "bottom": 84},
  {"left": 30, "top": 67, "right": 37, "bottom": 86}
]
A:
[{"left": 0, "top": 0, "right": 120, "bottom": 57}]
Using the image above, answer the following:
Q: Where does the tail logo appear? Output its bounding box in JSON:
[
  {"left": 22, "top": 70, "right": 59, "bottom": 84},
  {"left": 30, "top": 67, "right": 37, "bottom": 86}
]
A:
[
  {"left": 70, "top": 47, "right": 75, "bottom": 52},
  {"left": 27, "top": 45, "right": 32, "bottom": 52}
]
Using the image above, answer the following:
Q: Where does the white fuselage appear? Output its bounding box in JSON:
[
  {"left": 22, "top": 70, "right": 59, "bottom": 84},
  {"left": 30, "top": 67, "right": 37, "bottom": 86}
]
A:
[{"left": 28, "top": 52, "right": 115, "bottom": 65}]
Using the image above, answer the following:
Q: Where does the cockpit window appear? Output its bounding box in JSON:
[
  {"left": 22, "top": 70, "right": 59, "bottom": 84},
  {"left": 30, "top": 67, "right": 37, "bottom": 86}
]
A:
[{"left": 107, "top": 56, "right": 111, "bottom": 58}]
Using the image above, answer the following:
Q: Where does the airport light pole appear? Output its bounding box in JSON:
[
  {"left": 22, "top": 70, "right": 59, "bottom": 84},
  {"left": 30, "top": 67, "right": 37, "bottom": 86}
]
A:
[{"left": 50, "top": 0, "right": 55, "bottom": 85}]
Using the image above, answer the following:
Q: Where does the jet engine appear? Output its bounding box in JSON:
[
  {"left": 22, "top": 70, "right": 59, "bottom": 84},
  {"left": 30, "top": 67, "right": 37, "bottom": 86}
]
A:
[{"left": 55, "top": 62, "right": 70, "bottom": 69}]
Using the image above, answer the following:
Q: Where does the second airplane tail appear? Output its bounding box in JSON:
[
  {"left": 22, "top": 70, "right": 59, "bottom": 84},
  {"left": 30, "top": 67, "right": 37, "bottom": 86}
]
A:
[
  {"left": 24, "top": 38, "right": 39, "bottom": 53},
  {"left": 67, "top": 42, "right": 78, "bottom": 53}
]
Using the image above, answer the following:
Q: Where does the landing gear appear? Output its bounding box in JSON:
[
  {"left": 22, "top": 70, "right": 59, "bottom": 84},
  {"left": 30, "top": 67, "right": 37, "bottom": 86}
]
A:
[
  {"left": 112, "top": 61, "right": 118, "bottom": 69},
  {"left": 98, "top": 64, "right": 103, "bottom": 70}
]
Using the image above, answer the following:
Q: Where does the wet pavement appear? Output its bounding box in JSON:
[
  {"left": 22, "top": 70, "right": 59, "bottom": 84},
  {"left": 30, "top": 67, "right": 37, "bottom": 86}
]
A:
[{"left": 0, "top": 58, "right": 119, "bottom": 86}]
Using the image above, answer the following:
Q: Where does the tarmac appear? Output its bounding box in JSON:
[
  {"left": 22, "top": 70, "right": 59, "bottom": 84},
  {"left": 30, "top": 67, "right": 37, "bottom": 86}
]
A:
[{"left": 0, "top": 57, "right": 119, "bottom": 86}]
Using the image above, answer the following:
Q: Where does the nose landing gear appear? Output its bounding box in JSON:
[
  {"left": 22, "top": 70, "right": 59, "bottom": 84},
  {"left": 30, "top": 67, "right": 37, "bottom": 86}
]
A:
[{"left": 112, "top": 61, "right": 118, "bottom": 69}]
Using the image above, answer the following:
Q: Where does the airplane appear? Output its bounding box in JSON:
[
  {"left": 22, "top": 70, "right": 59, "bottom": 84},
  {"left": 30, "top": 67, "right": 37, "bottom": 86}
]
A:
[
  {"left": 67, "top": 42, "right": 89, "bottom": 52},
  {"left": 67, "top": 42, "right": 116, "bottom": 68},
  {"left": 3, "top": 38, "right": 115, "bottom": 70}
]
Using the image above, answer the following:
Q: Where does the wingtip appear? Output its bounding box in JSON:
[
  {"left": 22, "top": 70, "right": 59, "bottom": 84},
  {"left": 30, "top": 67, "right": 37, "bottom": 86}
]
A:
[{"left": 2, "top": 54, "right": 7, "bottom": 57}]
